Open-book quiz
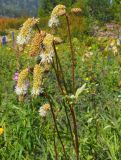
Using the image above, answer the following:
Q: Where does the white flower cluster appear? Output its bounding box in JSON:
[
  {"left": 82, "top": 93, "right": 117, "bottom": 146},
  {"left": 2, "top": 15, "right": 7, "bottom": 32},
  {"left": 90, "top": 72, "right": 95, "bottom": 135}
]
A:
[
  {"left": 39, "top": 34, "right": 54, "bottom": 64},
  {"left": 15, "top": 84, "right": 28, "bottom": 95},
  {"left": 38, "top": 104, "right": 50, "bottom": 117},
  {"left": 48, "top": 16, "right": 60, "bottom": 28},
  {"left": 40, "top": 47, "right": 54, "bottom": 64}
]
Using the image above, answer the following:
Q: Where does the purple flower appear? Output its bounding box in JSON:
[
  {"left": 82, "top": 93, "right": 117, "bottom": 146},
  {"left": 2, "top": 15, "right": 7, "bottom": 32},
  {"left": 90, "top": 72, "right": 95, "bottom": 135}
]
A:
[{"left": 13, "top": 72, "right": 19, "bottom": 81}]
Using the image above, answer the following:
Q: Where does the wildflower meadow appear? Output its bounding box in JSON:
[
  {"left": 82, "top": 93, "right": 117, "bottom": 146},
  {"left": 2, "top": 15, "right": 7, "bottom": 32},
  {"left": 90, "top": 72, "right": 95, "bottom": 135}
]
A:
[{"left": 0, "top": 1, "right": 121, "bottom": 160}]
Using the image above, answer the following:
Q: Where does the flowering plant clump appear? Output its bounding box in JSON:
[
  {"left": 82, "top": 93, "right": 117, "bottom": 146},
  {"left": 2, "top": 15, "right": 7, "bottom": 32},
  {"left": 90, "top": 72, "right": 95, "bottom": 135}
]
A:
[
  {"left": 104, "top": 38, "right": 121, "bottom": 55},
  {"left": 14, "top": 5, "right": 87, "bottom": 159}
]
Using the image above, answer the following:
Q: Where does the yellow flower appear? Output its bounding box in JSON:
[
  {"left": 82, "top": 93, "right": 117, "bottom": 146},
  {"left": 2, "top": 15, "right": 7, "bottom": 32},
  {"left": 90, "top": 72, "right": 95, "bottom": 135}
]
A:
[
  {"left": 56, "top": 46, "right": 58, "bottom": 50},
  {"left": 85, "top": 77, "right": 89, "bottom": 81},
  {"left": 43, "top": 103, "right": 50, "bottom": 111},
  {"left": 0, "top": 128, "right": 4, "bottom": 135}
]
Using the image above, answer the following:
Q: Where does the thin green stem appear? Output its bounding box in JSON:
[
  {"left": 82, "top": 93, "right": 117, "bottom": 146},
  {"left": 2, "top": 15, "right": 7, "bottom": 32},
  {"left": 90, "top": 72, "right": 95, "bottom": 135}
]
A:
[
  {"left": 52, "top": 61, "right": 65, "bottom": 94},
  {"left": 65, "top": 14, "right": 75, "bottom": 93},
  {"left": 53, "top": 44, "right": 76, "bottom": 150},
  {"left": 53, "top": 42, "right": 68, "bottom": 93},
  {"left": 52, "top": 42, "right": 79, "bottom": 159},
  {"left": 65, "top": 14, "right": 79, "bottom": 160},
  {"left": 48, "top": 96, "right": 68, "bottom": 160},
  {"left": 63, "top": 101, "right": 76, "bottom": 150},
  {"left": 53, "top": 128, "right": 58, "bottom": 160},
  {"left": 69, "top": 105, "right": 79, "bottom": 160}
]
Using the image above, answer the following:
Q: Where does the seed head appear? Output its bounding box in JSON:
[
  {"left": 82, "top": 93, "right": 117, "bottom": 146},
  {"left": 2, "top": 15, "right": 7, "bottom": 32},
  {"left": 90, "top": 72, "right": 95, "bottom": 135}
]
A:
[{"left": 71, "top": 8, "right": 82, "bottom": 14}]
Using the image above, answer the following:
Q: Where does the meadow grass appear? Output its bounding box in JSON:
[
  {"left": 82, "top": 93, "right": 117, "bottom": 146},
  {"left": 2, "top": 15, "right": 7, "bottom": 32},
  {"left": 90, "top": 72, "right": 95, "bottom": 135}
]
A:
[{"left": 0, "top": 35, "right": 121, "bottom": 159}]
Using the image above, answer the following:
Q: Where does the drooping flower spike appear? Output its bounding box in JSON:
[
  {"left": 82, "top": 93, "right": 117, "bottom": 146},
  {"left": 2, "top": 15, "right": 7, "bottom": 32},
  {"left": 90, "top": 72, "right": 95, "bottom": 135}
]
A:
[
  {"left": 48, "top": 5, "right": 66, "bottom": 28},
  {"left": 15, "top": 68, "right": 29, "bottom": 95},
  {"left": 29, "top": 31, "right": 46, "bottom": 57},
  {"left": 17, "top": 18, "right": 39, "bottom": 45},
  {"left": 31, "top": 64, "right": 43, "bottom": 96},
  {"left": 51, "top": 4, "right": 66, "bottom": 17}
]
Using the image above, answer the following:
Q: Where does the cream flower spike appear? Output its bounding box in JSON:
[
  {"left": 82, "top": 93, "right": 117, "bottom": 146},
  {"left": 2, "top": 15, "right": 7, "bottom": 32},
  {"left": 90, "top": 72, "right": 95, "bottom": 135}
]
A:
[
  {"left": 40, "top": 34, "right": 54, "bottom": 64},
  {"left": 15, "top": 68, "right": 29, "bottom": 95},
  {"left": 31, "top": 64, "right": 43, "bottom": 96},
  {"left": 17, "top": 17, "right": 39, "bottom": 45}
]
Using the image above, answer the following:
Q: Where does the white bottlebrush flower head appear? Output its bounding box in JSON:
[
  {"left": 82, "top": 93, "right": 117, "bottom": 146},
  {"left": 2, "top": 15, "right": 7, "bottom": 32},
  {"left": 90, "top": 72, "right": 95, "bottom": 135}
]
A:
[{"left": 17, "top": 18, "right": 39, "bottom": 45}]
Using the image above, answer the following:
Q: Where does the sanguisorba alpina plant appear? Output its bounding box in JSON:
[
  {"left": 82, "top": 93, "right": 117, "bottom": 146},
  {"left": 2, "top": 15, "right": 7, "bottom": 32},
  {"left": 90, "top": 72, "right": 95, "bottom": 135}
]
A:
[{"left": 15, "top": 5, "right": 86, "bottom": 159}]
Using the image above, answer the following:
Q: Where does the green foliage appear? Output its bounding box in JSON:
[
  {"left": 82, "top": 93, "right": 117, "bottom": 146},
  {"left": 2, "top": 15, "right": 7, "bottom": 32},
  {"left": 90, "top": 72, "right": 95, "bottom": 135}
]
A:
[{"left": 0, "top": 33, "right": 121, "bottom": 159}]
